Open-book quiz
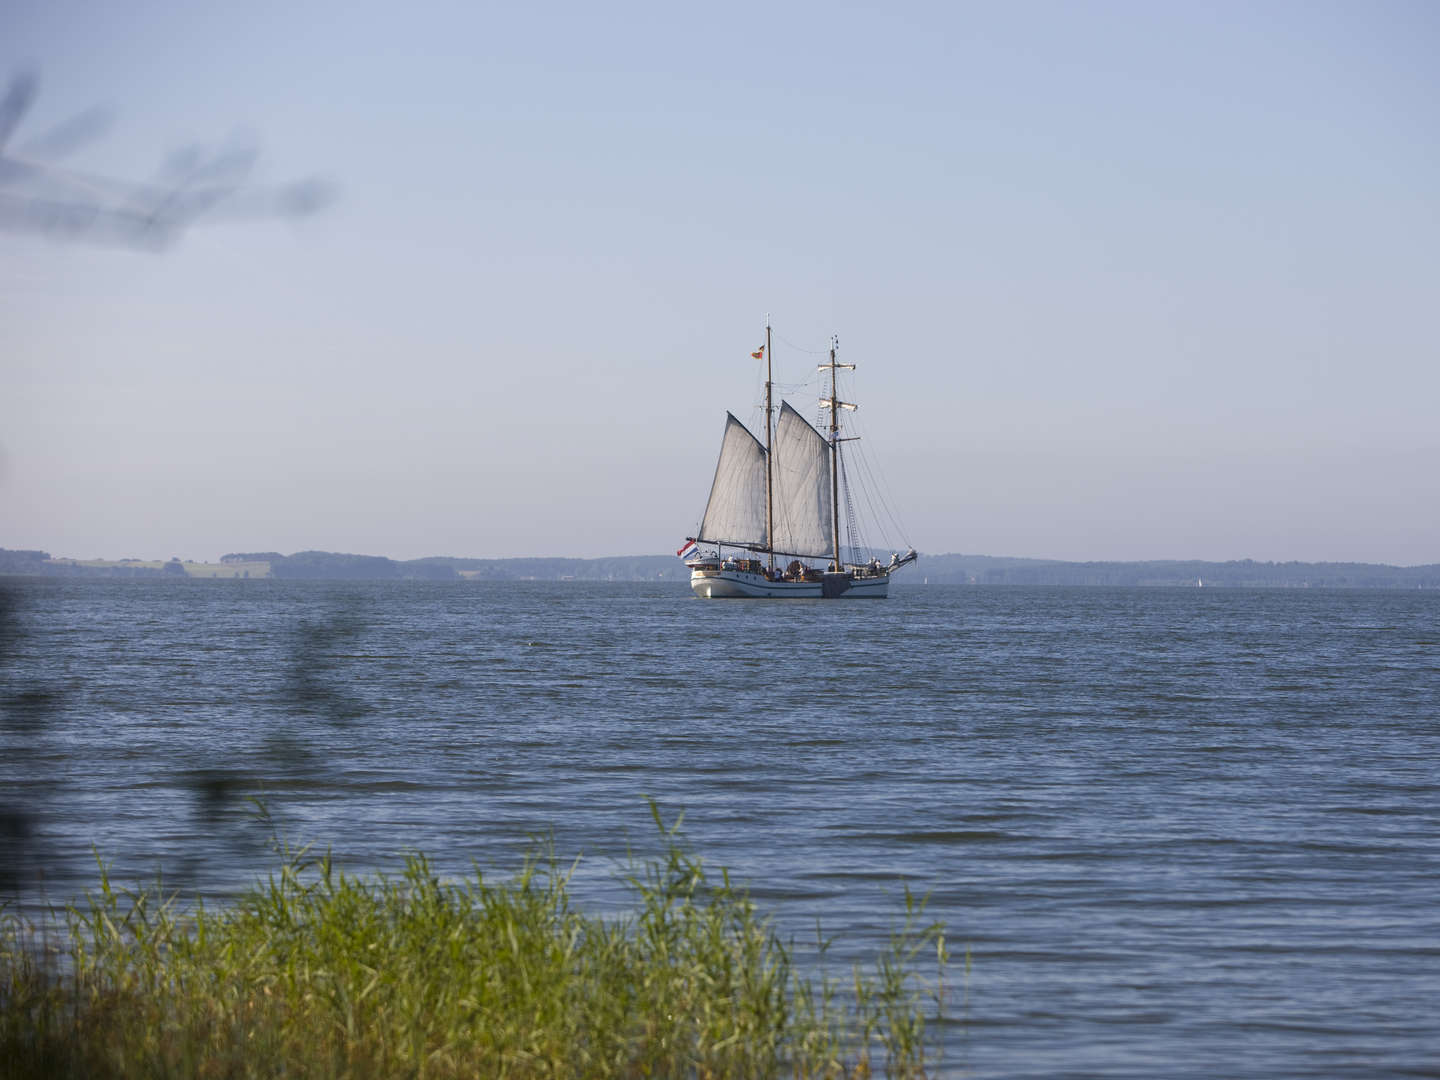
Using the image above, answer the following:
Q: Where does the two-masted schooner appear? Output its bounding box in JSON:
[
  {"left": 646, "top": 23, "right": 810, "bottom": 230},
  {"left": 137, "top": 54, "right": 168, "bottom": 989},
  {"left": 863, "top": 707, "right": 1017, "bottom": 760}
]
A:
[{"left": 679, "top": 325, "right": 916, "bottom": 599}]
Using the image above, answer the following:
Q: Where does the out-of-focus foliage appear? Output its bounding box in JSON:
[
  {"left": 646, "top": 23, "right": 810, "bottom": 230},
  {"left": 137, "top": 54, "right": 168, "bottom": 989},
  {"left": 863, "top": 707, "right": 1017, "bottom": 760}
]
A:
[
  {"left": 0, "top": 69, "right": 333, "bottom": 250},
  {"left": 1, "top": 817, "right": 948, "bottom": 1078}
]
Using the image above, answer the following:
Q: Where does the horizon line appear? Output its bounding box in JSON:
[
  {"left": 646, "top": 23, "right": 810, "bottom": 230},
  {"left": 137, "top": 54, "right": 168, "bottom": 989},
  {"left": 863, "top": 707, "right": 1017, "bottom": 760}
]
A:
[{"left": 6, "top": 545, "right": 1437, "bottom": 571}]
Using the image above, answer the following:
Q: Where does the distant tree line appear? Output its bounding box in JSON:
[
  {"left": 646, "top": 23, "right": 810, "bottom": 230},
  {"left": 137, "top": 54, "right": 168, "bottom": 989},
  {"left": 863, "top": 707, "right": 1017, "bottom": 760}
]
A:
[
  {"left": 0, "top": 550, "right": 48, "bottom": 574},
  {"left": 268, "top": 552, "right": 404, "bottom": 580},
  {"left": 3, "top": 548, "right": 1436, "bottom": 587},
  {"left": 0, "top": 550, "right": 170, "bottom": 578},
  {"left": 909, "top": 554, "right": 1440, "bottom": 589},
  {"left": 240, "top": 552, "right": 689, "bottom": 581}
]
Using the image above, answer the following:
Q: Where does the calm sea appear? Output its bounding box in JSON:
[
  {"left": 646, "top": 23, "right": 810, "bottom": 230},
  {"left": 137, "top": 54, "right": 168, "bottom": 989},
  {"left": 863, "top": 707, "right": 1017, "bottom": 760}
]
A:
[{"left": 2, "top": 578, "right": 1437, "bottom": 1077}]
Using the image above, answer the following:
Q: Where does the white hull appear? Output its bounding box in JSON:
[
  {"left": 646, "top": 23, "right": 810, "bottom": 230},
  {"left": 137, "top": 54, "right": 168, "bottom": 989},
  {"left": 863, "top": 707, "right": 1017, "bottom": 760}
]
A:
[{"left": 690, "top": 567, "right": 890, "bottom": 599}]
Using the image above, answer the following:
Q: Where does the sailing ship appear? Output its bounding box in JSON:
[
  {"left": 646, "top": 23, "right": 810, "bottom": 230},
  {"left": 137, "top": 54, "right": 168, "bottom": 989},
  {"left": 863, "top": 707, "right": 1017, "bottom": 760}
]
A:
[{"left": 679, "top": 325, "right": 916, "bottom": 599}]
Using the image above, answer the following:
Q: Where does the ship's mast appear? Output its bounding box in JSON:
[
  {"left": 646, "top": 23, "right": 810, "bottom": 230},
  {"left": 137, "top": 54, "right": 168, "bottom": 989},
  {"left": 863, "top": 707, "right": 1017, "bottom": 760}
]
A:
[
  {"left": 828, "top": 338, "right": 840, "bottom": 569},
  {"left": 763, "top": 321, "right": 774, "bottom": 573},
  {"left": 820, "top": 336, "right": 856, "bottom": 572}
]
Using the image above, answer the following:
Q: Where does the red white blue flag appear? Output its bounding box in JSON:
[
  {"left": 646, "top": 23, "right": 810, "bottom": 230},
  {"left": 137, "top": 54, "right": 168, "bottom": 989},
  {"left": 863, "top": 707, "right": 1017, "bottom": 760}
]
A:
[{"left": 677, "top": 540, "right": 699, "bottom": 559}]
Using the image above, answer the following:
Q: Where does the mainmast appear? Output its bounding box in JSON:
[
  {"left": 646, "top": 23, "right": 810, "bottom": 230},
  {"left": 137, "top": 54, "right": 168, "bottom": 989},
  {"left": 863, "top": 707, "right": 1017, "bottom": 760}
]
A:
[
  {"left": 820, "top": 336, "right": 856, "bottom": 571},
  {"left": 763, "top": 321, "right": 774, "bottom": 572}
]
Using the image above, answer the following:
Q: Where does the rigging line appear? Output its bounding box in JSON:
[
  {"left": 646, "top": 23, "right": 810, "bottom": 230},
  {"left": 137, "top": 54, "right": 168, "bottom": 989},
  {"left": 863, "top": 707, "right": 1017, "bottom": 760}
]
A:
[
  {"left": 871, "top": 451, "right": 912, "bottom": 545},
  {"left": 841, "top": 420, "right": 900, "bottom": 552},
  {"left": 853, "top": 439, "right": 910, "bottom": 550},
  {"left": 857, "top": 462, "right": 893, "bottom": 556},
  {"left": 825, "top": 370, "right": 875, "bottom": 552},
  {"left": 769, "top": 329, "right": 830, "bottom": 356},
  {"left": 839, "top": 451, "right": 866, "bottom": 565},
  {"left": 846, "top": 455, "right": 881, "bottom": 561},
  {"left": 847, "top": 415, "right": 893, "bottom": 552},
  {"left": 846, "top": 406, "right": 912, "bottom": 545},
  {"left": 848, "top": 444, "right": 879, "bottom": 536}
]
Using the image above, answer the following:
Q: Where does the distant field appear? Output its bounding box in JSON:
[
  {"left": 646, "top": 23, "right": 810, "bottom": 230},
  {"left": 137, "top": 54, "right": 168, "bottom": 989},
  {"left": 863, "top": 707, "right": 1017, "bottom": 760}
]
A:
[
  {"left": 45, "top": 559, "right": 272, "bottom": 579},
  {"left": 183, "top": 561, "right": 270, "bottom": 578},
  {"left": 72, "top": 559, "right": 165, "bottom": 569}
]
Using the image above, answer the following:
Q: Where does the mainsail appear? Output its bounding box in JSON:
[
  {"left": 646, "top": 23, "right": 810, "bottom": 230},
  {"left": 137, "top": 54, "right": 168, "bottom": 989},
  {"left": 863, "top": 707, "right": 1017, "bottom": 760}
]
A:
[
  {"left": 696, "top": 412, "right": 767, "bottom": 548},
  {"left": 771, "top": 401, "right": 833, "bottom": 557}
]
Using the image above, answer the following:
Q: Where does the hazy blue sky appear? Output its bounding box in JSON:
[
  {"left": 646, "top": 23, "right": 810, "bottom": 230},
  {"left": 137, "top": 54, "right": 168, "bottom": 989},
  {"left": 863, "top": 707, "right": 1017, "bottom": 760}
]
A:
[{"left": 3, "top": 1, "right": 1437, "bottom": 564}]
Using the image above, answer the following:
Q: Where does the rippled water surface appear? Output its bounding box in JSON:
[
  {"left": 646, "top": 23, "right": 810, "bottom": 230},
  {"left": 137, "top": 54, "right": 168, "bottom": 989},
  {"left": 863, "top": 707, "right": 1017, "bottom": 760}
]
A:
[{"left": 3, "top": 579, "right": 1438, "bottom": 1077}]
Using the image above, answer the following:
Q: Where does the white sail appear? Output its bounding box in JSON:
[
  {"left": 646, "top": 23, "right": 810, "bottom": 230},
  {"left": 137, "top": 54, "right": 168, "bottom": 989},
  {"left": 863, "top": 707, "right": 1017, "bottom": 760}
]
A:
[
  {"left": 696, "top": 412, "right": 768, "bottom": 548},
  {"left": 771, "top": 400, "right": 833, "bottom": 558}
]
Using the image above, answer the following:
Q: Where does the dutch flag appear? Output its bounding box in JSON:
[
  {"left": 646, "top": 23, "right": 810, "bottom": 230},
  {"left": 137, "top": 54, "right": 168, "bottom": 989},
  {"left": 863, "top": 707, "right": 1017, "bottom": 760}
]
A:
[{"left": 677, "top": 540, "right": 699, "bottom": 560}]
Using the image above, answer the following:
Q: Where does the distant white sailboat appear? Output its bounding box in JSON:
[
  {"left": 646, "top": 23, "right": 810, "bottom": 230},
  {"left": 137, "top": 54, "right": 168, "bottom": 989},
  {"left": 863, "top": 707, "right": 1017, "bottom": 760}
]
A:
[{"left": 679, "top": 323, "right": 916, "bottom": 599}]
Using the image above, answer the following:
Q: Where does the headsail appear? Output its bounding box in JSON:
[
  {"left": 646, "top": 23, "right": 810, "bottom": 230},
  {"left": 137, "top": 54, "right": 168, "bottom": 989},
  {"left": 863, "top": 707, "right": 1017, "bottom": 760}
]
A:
[
  {"left": 771, "top": 400, "right": 833, "bottom": 558},
  {"left": 696, "top": 412, "right": 767, "bottom": 548}
]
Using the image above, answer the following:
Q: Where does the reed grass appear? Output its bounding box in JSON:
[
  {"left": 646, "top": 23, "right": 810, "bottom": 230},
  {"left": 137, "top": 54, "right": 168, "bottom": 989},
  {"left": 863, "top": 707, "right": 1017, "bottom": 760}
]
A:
[{"left": 1, "top": 807, "right": 947, "bottom": 1078}]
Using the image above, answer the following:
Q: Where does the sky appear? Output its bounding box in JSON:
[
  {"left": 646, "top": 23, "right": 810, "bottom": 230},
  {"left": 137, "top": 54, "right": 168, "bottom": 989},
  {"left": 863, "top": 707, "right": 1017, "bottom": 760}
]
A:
[{"left": 2, "top": 1, "right": 1437, "bottom": 565}]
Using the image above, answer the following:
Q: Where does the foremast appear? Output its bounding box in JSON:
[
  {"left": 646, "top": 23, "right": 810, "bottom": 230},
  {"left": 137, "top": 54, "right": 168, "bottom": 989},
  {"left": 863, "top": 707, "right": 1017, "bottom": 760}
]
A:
[{"left": 819, "top": 336, "right": 856, "bottom": 571}]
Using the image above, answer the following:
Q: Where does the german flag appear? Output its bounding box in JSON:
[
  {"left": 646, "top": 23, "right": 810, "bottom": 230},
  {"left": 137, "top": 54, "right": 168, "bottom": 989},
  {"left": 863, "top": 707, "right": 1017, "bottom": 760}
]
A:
[{"left": 750, "top": 345, "right": 764, "bottom": 359}]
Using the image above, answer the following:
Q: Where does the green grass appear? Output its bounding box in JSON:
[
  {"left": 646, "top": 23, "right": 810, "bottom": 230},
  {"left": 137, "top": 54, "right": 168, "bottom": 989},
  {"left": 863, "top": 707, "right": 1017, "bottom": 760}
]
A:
[{"left": 1, "top": 809, "right": 948, "bottom": 1078}]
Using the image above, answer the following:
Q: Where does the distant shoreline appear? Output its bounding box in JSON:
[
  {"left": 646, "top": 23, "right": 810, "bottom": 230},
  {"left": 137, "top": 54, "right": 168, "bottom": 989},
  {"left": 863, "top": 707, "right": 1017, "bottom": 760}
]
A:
[{"left": 2, "top": 548, "right": 1437, "bottom": 588}]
